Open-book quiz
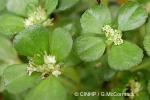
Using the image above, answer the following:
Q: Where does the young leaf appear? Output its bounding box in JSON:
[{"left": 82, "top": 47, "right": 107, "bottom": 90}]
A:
[
  {"left": 57, "top": 0, "right": 79, "bottom": 11},
  {"left": 74, "top": 35, "right": 106, "bottom": 62},
  {"left": 143, "top": 35, "right": 150, "bottom": 56},
  {"left": 80, "top": 4, "right": 112, "bottom": 34},
  {"left": 50, "top": 27, "right": 73, "bottom": 61},
  {"left": 26, "top": 76, "right": 67, "bottom": 100},
  {"left": 14, "top": 24, "right": 49, "bottom": 57},
  {"left": 44, "top": 0, "right": 58, "bottom": 15},
  {"left": 0, "top": 14, "right": 24, "bottom": 35},
  {"left": 108, "top": 41, "right": 143, "bottom": 70},
  {"left": 118, "top": 1, "right": 148, "bottom": 31},
  {"left": 6, "top": 0, "right": 38, "bottom": 17},
  {"left": 3, "top": 64, "right": 40, "bottom": 94}
]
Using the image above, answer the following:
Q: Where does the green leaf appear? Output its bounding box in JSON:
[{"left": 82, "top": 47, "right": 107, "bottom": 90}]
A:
[
  {"left": 144, "top": 17, "right": 150, "bottom": 56},
  {"left": 108, "top": 41, "right": 143, "bottom": 70},
  {"left": 0, "top": 14, "right": 24, "bottom": 35},
  {"left": 143, "top": 35, "right": 150, "bottom": 56},
  {"left": 80, "top": 4, "right": 112, "bottom": 34},
  {"left": 26, "top": 76, "right": 67, "bottom": 100},
  {"left": 0, "top": 63, "right": 8, "bottom": 76},
  {"left": 0, "top": 0, "right": 6, "bottom": 11},
  {"left": 0, "top": 35, "right": 20, "bottom": 64},
  {"left": 0, "top": 77, "right": 5, "bottom": 92},
  {"left": 118, "top": 1, "right": 148, "bottom": 31},
  {"left": 3, "top": 64, "right": 40, "bottom": 94},
  {"left": 6, "top": 0, "right": 38, "bottom": 17},
  {"left": 50, "top": 27, "right": 73, "bottom": 61},
  {"left": 44, "top": 0, "right": 58, "bottom": 15},
  {"left": 14, "top": 24, "right": 49, "bottom": 57},
  {"left": 148, "top": 80, "right": 150, "bottom": 94},
  {"left": 3, "top": 91, "right": 22, "bottom": 100},
  {"left": 146, "top": 17, "right": 150, "bottom": 34},
  {"left": 74, "top": 35, "right": 106, "bottom": 62},
  {"left": 57, "top": 0, "right": 79, "bottom": 11}
]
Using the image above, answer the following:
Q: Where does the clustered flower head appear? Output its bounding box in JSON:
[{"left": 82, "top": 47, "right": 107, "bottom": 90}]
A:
[
  {"left": 27, "top": 52, "right": 61, "bottom": 79},
  {"left": 125, "top": 78, "right": 143, "bottom": 99},
  {"left": 24, "top": 6, "right": 53, "bottom": 28},
  {"left": 102, "top": 25, "right": 123, "bottom": 45}
]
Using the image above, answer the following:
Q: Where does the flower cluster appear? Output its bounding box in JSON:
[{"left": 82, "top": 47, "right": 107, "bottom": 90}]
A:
[
  {"left": 27, "top": 52, "right": 61, "bottom": 79},
  {"left": 24, "top": 6, "right": 53, "bottom": 28},
  {"left": 125, "top": 78, "right": 143, "bottom": 99},
  {"left": 102, "top": 25, "right": 123, "bottom": 45}
]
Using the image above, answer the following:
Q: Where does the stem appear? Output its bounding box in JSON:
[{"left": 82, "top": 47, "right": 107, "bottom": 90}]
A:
[{"left": 105, "top": 40, "right": 113, "bottom": 55}]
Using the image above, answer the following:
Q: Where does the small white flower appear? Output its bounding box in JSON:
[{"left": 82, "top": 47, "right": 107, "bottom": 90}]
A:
[
  {"left": 47, "top": 64, "right": 55, "bottom": 70},
  {"left": 103, "top": 25, "right": 114, "bottom": 38},
  {"left": 127, "top": 78, "right": 143, "bottom": 99},
  {"left": 113, "top": 32, "right": 123, "bottom": 45},
  {"left": 36, "top": 66, "right": 45, "bottom": 72},
  {"left": 114, "top": 38, "right": 123, "bottom": 45},
  {"left": 102, "top": 25, "right": 123, "bottom": 45},
  {"left": 27, "top": 52, "right": 61, "bottom": 78},
  {"left": 27, "top": 64, "right": 37, "bottom": 76},
  {"left": 44, "top": 55, "right": 56, "bottom": 64},
  {"left": 129, "top": 79, "right": 143, "bottom": 94},
  {"left": 54, "top": 64, "right": 60, "bottom": 69},
  {"left": 24, "top": 6, "right": 53, "bottom": 28},
  {"left": 24, "top": 19, "right": 33, "bottom": 28},
  {"left": 52, "top": 70, "right": 61, "bottom": 77},
  {"left": 43, "top": 19, "right": 53, "bottom": 27},
  {"left": 102, "top": 25, "right": 111, "bottom": 31}
]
